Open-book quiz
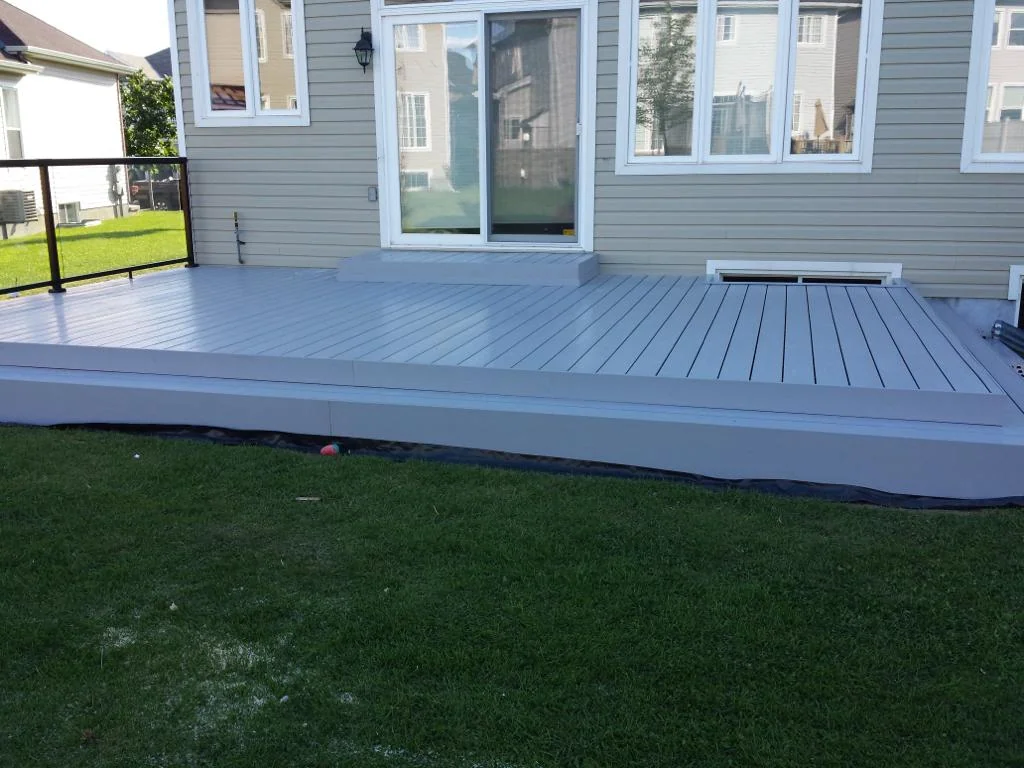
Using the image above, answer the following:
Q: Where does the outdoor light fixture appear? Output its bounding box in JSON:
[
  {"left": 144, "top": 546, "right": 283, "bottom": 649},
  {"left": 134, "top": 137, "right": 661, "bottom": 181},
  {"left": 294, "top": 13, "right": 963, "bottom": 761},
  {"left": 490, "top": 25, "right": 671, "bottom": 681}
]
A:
[{"left": 354, "top": 29, "right": 374, "bottom": 72}]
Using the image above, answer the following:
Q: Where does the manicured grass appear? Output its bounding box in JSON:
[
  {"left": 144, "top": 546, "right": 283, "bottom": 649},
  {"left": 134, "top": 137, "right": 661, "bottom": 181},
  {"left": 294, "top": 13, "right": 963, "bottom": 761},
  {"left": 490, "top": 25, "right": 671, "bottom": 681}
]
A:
[
  {"left": 1, "top": 425, "right": 1022, "bottom": 767},
  {"left": 0, "top": 211, "right": 187, "bottom": 292}
]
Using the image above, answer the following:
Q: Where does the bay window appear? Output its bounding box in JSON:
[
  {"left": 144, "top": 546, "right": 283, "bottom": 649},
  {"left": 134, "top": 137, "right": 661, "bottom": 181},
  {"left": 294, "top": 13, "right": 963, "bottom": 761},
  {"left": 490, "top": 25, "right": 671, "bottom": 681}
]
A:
[
  {"left": 616, "top": 0, "right": 883, "bottom": 174},
  {"left": 188, "top": 0, "right": 309, "bottom": 126},
  {"left": 963, "top": 0, "right": 1024, "bottom": 171}
]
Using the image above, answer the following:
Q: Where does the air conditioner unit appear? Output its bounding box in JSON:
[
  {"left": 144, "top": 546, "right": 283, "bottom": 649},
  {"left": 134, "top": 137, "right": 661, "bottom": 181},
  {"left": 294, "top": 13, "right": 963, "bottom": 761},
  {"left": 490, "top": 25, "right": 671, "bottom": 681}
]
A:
[
  {"left": 0, "top": 189, "right": 28, "bottom": 224},
  {"left": 58, "top": 201, "right": 82, "bottom": 225}
]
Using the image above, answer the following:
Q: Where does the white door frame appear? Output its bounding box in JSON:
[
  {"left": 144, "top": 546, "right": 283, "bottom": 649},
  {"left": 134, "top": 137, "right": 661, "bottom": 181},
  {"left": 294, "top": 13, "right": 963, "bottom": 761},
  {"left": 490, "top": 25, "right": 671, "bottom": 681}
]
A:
[{"left": 371, "top": 0, "right": 597, "bottom": 252}]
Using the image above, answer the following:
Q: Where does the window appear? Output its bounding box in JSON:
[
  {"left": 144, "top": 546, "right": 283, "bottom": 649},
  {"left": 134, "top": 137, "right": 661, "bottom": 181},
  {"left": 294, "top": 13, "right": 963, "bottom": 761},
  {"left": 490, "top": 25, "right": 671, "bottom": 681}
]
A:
[
  {"left": 993, "top": 10, "right": 1001, "bottom": 47},
  {"left": 188, "top": 0, "right": 308, "bottom": 126},
  {"left": 1009, "top": 10, "right": 1024, "bottom": 46},
  {"left": 618, "top": 0, "right": 880, "bottom": 174},
  {"left": 400, "top": 171, "right": 430, "bottom": 191},
  {"left": 797, "top": 14, "right": 823, "bottom": 44},
  {"left": 395, "top": 24, "right": 423, "bottom": 51},
  {"left": 963, "top": 1, "right": 1024, "bottom": 169},
  {"left": 282, "top": 11, "right": 294, "bottom": 58},
  {"left": 1, "top": 87, "right": 22, "bottom": 160},
  {"left": 398, "top": 93, "right": 429, "bottom": 150},
  {"left": 254, "top": 8, "right": 267, "bottom": 62},
  {"left": 502, "top": 117, "right": 522, "bottom": 141},
  {"left": 716, "top": 15, "right": 735, "bottom": 42}
]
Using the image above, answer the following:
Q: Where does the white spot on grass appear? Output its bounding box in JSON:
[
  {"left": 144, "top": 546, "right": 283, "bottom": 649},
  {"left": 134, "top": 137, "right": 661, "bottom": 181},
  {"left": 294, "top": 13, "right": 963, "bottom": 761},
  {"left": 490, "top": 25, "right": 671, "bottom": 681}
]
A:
[
  {"left": 102, "top": 627, "right": 137, "bottom": 649},
  {"left": 336, "top": 692, "right": 357, "bottom": 704}
]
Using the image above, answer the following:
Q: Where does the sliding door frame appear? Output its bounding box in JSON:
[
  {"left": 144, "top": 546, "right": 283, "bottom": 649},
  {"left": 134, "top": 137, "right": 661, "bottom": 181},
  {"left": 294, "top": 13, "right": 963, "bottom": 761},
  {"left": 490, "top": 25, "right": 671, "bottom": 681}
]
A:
[{"left": 372, "top": 0, "right": 597, "bottom": 252}]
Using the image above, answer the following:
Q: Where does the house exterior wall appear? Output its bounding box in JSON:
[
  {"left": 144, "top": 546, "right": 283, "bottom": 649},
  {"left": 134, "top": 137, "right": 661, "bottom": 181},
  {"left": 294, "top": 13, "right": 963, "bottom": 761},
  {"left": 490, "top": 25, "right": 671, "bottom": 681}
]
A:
[
  {"left": 0, "top": 62, "right": 125, "bottom": 232},
  {"left": 175, "top": 0, "right": 1024, "bottom": 299}
]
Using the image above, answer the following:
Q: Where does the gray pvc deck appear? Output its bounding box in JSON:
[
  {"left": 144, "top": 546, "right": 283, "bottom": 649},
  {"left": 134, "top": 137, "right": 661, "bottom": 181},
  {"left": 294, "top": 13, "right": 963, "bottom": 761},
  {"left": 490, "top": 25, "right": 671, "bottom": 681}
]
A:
[
  {"left": 0, "top": 266, "right": 1011, "bottom": 426},
  {"left": 3, "top": 265, "right": 1024, "bottom": 499}
]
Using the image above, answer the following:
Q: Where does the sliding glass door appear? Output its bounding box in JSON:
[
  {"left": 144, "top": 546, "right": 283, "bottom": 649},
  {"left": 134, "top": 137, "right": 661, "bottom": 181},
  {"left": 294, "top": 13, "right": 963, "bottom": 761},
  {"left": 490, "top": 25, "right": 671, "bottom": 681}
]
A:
[
  {"left": 383, "top": 8, "right": 580, "bottom": 246},
  {"left": 488, "top": 11, "right": 579, "bottom": 241}
]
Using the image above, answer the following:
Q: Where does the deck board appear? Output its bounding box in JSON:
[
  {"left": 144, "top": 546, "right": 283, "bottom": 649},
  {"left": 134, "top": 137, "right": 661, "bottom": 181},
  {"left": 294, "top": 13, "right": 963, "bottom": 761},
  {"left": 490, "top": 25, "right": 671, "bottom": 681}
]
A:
[
  {"left": 717, "top": 284, "right": 766, "bottom": 382},
  {"left": 805, "top": 286, "right": 848, "bottom": 386},
  {"left": 0, "top": 266, "right": 1011, "bottom": 431},
  {"left": 751, "top": 285, "right": 786, "bottom": 383},
  {"left": 686, "top": 284, "right": 747, "bottom": 380},
  {"left": 783, "top": 286, "right": 815, "bottom": 384}
]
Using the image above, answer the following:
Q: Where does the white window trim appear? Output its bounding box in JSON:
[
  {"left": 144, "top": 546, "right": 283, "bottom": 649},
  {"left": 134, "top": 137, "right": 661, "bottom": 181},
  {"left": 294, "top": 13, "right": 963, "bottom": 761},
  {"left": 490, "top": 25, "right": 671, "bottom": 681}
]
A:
[
  {"left": 282, "top": 11, "right": 295, "bottom": 59},
  {"left": 707, "top": 260, "right": 903, "bottom": 283},
  {"left": 371, "top": 0, "right": 598, "bottom": 254},
  {"left": 796, "top": 14, "right": 824, "bottom": 46},
  {"left": 400, "top": 169, "right": 432, "bottom": 190},
  {"left": 186, "top": 0, "right": 309, "bottom": 127},
  {"left": 1007, "top": 9, "right": 1024, "bottom": 48},
  {"left": 715, "top": 14, "right": 736, "bottom": 44},
  {"left": 615, "top": 0, "right": 883, "bottom": 176},
  {"left": 397, "top": 91, "right": 431, "bottom": 151},
  {"left": 394, "top": 23, "right": 425, "bottom": 51},
  {"left": 993, "top": 7, "right": 1002, "bottom": 49},
  {"left": 254, "top": 8, "right": 267, "bottom": 62},
  {"left": 962, "top": 0, "right": 1024, "bottom": 172}
]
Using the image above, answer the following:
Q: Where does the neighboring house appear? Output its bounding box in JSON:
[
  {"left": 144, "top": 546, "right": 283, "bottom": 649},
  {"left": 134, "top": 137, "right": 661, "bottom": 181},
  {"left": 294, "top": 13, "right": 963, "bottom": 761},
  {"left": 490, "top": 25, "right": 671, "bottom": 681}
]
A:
[
  {"left": 170, "top": 0, "right": 1024, "bottom": 320},
  {"left": 108, "top": 48, "right": 174, "bottom": 80},
  {"left": 0, "top": 0, "right": 133, "bottom": 234}
]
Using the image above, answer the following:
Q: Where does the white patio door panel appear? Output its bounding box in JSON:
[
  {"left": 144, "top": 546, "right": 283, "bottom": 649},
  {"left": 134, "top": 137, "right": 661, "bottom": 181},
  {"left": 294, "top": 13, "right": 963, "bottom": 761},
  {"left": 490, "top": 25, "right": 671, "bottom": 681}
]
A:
[
  {"left": 382, "top": 12, "right": 486, "bottom": 247},
  {"left": 377, "top": 0, "right": 593, "bottom": 250}
]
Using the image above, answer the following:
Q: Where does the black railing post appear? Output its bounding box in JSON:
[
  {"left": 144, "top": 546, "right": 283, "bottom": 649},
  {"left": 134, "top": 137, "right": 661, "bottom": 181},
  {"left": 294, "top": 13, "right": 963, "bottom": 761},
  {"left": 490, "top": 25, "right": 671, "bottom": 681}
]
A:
[
  {"left": 178, "top": 159, "right": 197, "bottom": 268},
  {"left": 38, "top": 164, "right": 65, "bottom": 294}
]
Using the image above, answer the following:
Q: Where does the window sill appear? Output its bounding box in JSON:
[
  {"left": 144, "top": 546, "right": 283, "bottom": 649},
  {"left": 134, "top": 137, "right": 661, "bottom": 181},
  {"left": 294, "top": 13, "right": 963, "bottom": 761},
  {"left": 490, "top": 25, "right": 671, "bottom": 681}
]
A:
[
  {"left": 194, "top": 113, "right": 311, "bottom": 128},
  {"left": 961, "top": 157, "right": 1024, "bottom": 173},
  {"left": 614, "top": 158, "right": 872, "bottom": 176}
]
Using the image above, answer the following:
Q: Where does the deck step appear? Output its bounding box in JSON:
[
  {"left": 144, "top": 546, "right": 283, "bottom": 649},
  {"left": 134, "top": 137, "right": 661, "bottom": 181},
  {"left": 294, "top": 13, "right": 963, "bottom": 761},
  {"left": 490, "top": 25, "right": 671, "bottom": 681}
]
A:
[{"left": 336, "top": 249, "right": 599, "bottom": 286}]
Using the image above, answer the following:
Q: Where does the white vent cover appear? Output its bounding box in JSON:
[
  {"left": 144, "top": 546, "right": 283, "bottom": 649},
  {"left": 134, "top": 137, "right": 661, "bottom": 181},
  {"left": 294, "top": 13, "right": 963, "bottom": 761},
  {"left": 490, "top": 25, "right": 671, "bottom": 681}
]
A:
[{"left": 706, "top": 260, "right": 903, "bottom": 284}]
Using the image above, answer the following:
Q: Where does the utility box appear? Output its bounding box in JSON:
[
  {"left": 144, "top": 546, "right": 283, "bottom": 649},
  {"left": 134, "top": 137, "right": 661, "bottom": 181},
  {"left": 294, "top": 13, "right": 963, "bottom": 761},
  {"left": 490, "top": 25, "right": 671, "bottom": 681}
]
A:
[{"left": 0, "top": 189, "right": 28, "bottom": 224}]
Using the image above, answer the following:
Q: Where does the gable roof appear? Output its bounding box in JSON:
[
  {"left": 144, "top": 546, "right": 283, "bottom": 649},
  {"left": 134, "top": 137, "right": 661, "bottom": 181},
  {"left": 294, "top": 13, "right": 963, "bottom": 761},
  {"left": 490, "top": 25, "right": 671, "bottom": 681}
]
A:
[
  {"left": 108, "top": 48, "right": 173, "bottom": 80},
  {"left": 0, "top": 0, "right": 131, "bottom": 73}
]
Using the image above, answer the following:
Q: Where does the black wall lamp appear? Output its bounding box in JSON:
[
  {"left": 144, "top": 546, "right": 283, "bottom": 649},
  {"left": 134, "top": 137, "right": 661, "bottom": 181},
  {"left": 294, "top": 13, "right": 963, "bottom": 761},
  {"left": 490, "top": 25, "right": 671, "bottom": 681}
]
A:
[{"left": 354, "top": 29, "right": 374, "bottom": 73}]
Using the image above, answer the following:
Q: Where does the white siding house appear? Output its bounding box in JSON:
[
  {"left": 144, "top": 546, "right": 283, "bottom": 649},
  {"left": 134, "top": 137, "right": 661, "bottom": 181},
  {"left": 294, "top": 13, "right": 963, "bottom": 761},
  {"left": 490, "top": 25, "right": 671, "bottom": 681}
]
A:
[{"left": 0, "top": 0, "right": 133, "bottom": 234}]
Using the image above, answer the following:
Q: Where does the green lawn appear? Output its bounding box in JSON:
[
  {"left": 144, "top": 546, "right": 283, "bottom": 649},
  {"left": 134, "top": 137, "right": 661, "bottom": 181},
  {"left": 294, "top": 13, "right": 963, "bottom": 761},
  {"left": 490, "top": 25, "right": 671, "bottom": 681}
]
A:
[
  {"left": 0, "top": 211, "right": 187, "bottom": 292},
  {"left": 1, "top": 426, "right": 1022, "bottom": 767}
]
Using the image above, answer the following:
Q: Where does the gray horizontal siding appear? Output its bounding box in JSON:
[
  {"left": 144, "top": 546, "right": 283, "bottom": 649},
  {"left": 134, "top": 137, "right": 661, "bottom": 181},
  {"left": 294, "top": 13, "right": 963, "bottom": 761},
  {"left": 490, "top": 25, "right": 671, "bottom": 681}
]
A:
[
  {"left": 174, "top": 0, "right": 1024, "bottom": 298},
  {"left": 175, "top": 0, "right": 379, "bottom": 269},
  {"left": 593, "top": 0, "right": 1024, "bottom": 299}
]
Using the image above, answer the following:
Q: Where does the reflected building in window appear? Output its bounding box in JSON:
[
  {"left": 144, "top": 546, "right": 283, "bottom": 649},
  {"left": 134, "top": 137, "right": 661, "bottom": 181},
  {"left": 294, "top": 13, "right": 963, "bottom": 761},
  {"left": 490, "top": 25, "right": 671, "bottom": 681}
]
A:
[
  {"left": 984, "top": 2, "right": 1024, "bottom": 153},
  {"left": 633, "top": 0, "right": 863, "bottom": 157}
]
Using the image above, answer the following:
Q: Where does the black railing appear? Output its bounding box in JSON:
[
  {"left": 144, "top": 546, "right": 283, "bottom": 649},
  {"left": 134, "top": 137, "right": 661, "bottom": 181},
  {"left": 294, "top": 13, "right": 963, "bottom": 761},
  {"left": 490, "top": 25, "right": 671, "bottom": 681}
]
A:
[{"left": 0, "top": 156, "right": 195, "bottom": 296}]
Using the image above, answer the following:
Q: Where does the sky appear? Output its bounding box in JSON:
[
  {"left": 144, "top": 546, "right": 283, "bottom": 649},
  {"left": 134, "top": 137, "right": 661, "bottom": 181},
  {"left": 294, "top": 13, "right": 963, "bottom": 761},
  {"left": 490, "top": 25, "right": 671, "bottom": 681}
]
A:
[{"left": 7, "top": 0, "right": 172, "bottom": 57}]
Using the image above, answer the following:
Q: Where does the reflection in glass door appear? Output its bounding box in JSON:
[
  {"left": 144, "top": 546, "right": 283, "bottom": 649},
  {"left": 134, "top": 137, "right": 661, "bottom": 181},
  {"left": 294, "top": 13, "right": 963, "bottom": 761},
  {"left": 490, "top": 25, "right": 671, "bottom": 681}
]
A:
[
  {"left": 488, "top": 12, "right": 579, "bottom": 241},
  {"left": 393, "top": 18, "right": 481, "bottom": 236},
  {"left": 387, "top": 10, "right": 580, "bottom": 244}
]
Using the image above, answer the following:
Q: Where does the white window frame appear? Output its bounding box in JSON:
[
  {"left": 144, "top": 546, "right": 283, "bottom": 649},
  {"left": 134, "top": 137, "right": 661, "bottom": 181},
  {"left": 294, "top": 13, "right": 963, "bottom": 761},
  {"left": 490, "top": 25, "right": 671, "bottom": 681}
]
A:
[
  {"left": 282, "top": 11, "right": 295, "bottom": 58},
  {"left": 400, "top": 169, "right": 432, "bottom": 190},
  {"left": 254, "top": 8, "right": 267, "bottom": 62},
  {"left": 715, "top": 14, "right": 735, "bottom": 43},
  {"left": 397, "top": 92, "right": 430, "bottom": 151},
  {"left": 0, "top": 85, "right": 23, "bottom": 161},
  {"left": 394, "top": 23, "right": 425, "bottom": 51},
  {"left": 992, "top": 8, "right": 1002, "bottom": 48},
  {"left": 615, "top": 0, "right": 883, "bottom": 175},
  {"left": 796, "top": 13, "right": 824, "bottom": 45},
  {"left": 963, "top": 0, "right": 1024, "bottom": 171},
  {"left": 186, "top": 0, "right": 309, "bottom": 127},
  {"left": 1007, "top": 9, "right": 1024, "bottom": 48}
]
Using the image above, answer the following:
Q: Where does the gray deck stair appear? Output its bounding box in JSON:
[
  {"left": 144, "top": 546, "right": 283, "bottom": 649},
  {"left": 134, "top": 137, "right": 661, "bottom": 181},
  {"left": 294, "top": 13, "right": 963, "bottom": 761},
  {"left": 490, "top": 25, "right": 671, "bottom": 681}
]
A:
[{"left": 336, "top": 249, "right": 599, "bottom": 286}]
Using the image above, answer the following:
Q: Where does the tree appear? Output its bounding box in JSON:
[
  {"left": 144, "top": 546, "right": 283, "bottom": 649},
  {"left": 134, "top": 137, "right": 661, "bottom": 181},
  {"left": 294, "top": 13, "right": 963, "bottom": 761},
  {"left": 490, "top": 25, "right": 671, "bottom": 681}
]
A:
[
  {"left": 634, "top": 2, "right": 696, "bottom": 156},
  {"left": 120, "top": 70, "right": 177, "bottom": 157}
]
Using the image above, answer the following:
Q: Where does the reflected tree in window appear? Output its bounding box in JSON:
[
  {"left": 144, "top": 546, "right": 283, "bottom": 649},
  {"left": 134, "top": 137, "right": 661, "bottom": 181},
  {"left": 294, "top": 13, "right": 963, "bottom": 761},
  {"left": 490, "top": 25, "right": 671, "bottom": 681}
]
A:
[{"left": 635, "top": 1, "right": 696, "bottom": 156}]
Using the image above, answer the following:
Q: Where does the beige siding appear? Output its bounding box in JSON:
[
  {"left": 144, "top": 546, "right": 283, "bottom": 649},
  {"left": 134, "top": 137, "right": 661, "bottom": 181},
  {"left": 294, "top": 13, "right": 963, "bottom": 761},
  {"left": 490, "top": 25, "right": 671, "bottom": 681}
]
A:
[
  {"left": 176, "top": 0, "right": 380, "bottom": 267},
  {"left": 176, "top": 0, "right": 1024, "bottom": 298}
]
